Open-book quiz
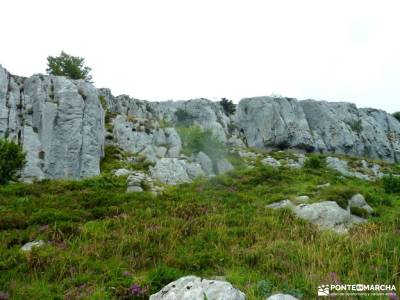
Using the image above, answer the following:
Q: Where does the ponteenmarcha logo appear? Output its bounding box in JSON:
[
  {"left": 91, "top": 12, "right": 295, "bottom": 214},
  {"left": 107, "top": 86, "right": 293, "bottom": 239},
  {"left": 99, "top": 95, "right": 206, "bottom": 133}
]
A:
[
  {"left": 318, "top": 285, "right": 330, "bottom": 296},
  {"left": 318, "top": 283, "right": 397, "bottom": 297}
]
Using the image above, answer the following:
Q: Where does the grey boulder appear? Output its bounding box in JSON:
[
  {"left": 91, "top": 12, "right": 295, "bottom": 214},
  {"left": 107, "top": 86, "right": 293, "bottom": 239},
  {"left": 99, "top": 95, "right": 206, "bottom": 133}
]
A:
[
  {"left": 294, "top": 201, "right": 365, "bottom": 234},
  {"left": 149, "top": 276, "right": 245, "bottom": 300},
  {"left": 348, "top": 194, "right": 374, "bottom": 214}
]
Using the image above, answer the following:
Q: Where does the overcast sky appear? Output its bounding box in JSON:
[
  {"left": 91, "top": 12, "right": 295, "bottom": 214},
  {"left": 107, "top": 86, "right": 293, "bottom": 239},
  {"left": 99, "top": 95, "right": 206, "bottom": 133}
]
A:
[{"left": 0, "top": 0, "right": 399, "bottom": 112}]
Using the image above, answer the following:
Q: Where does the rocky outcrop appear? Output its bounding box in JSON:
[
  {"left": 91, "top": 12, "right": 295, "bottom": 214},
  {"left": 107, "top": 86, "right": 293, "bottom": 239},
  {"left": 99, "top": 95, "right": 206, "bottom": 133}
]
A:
[
  {"left": 149, "top": 276, "right": 245, "bottom": 300},
  {"left": 0, "top": 65, "right": 104, "bottom": 181},
  {"left": 235, "top": 96, "right": 400, "bottom": 162},
  {"left": 2, "top": 64, "right": 400, "bottom": 182}
]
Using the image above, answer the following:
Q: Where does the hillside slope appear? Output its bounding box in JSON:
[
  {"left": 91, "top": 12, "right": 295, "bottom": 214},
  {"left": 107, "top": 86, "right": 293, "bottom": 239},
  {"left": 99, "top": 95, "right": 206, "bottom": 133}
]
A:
[{"left": 0, "top": 150, "right": 399, "bottom": 299}]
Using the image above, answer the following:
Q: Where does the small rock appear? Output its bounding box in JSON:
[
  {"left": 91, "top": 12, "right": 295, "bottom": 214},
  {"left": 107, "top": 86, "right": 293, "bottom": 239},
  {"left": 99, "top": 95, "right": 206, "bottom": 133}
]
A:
[
  {"left": 21, "top": 240, "right": 45, "bottom": 252},
  {"left": 238, "top": 150, "right": 258, "bottom": 159},
  {"left": 114, "top": 168, "right": 132, "bottom": 177},
  {"left": 216, "top": 158, "right": 234, "bottom": 174},
  {"left": 267, "top": 294, "right": 298, "bottom": 300},
  {"left": 127, "top": 186, "right": 143, "bottom": 193},
  {"left": 185, "top": 162, "right": 205, "bottom": 179},
  {"left": 371, "top": 164, "right": 384, "bottom": 178},
  {"left": 360, "top": 160, "right": 369, "bottom": 169},
  {"left": 267, "top": 200, "right": 294, "bottom": 209},
  {"left": 316, "top": 183, "right": 331, "bottom": 188},
  {"left": 326, "top": 157, "right": 350, "bottom": 175},
  {"left": 196, "top": 152, "right": 214, "bottom": 175},
  {"left": 261, "top": 156, "right": 281, "bottom": 168},
  {"left": 150, "top": 158, "right": 191, "bottom": 184},
  {"left": 294, "top": 195, "right": 310, "bottom": 203},
  {"left": 348, "top": 194, "right": 374, "bottom": 214},
  {"left": 294, "top": 201, "right": 364, "bottom": 234}
]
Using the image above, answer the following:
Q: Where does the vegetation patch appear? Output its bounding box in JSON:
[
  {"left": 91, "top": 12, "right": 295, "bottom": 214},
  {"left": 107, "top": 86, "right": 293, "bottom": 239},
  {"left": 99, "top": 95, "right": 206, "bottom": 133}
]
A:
[
  {"left": 177, "top": 126, "right": 228, "bottom": 162},
  {"left": 0, "top": 155, "right": 399, "bottom": 299}
]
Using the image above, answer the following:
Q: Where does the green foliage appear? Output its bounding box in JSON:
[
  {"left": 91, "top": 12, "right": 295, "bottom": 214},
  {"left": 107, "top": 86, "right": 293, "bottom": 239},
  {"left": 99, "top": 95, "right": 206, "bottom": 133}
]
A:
[
  {"left": 348, "top": 120, "right": 363, "bottom": 133},
  {"left": 219, "top": 98, "right": 236, "bottom": 115},
  {"left": 303, "top": 154, "right": 326, "bottom": 169},
  {"left": 255, "top": 280, "right": 273, "bottom": 297},
  {"left": 100, "top": 145, "right": 153, "bottom": 174},
  {"left": 0, "top": 153, "right": 399, "bottom": 299},
  {"left": 0, "top": 139, "right": 26, "bottom": 184},
  {"left": 382, "top": 174, "right": 400, "bottom": 193},
  {"left": 392, "top": 111, "right": 400, "bottom": 122},
  {"left": 350, "top": 206, "right": 370, "bottom": 218},
  {"left": 98, "top": 95, "right": 107, "bottom": 110},
  {"left": 46, "top": 51, "right": 92, "bottom": 81},
  {"left": 147, "top": 266, "right": 183, "bottom": 293},
  {"left": 174, "top": 109, "right": 192, "bottom": 125},
  {"left": 317, "top": 185, "right": 355, "bottom": 208},
  {"left": 178, "top": 126, "right": 227, "bottom": 161}
]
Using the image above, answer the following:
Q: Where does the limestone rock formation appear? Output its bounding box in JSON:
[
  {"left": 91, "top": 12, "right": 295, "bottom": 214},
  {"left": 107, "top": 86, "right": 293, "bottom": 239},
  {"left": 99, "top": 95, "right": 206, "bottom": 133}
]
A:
[
  {"left": 236, "top": 96, "right": 400, "bottom": 162},
  {"left": 0, "top": 65, "right": 104, "bottom": 181},
  {"left": 2, "top": 64, "right": 400, "bottom": 183},
  {"left": 149, "top": 276, "right": 245, "bottom": 300}
]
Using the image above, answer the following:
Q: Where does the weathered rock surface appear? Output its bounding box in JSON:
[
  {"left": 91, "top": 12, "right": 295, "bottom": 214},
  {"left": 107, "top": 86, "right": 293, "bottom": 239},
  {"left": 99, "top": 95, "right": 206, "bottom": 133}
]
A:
[
  {"left": 0, "top": 65, "right": 104, "bottom": 181},
  {"left": 149, "top": 158, "right": 193, "bottom": 185},
  {"left": 196, "top": 151, "right": 215, "bottom": 175},
  {"left": 236, "top": 96, "right": 400, "bottom": 162},
  {"left": 294, "top": 201, "right": 365, "bottom": 233},
  {"left": 20, "top": 240, "right": 45, "bottom": 252},
  {"left": 261, "top": 156, "right": 281, "bottom": 168},
  {"left": 149, "top": 276, "right": 245, "bottom": 300},
  {"left": 268, "top": 200, "right": 366, "bottom": 233},
  {"left": 216, "top": 158, "right": 234, "bottom": 174},
  {"left": 348, "top": 194, "right": 374, "bottom": 214},
  {"left": 2, "top": 64, "right": 400, "bottom": 183}
]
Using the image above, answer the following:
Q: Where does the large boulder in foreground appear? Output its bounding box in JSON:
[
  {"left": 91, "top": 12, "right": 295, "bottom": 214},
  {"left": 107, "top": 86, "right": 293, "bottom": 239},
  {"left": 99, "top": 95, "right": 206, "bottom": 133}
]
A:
[{"left": 149, "top": 276, "right": 245, "bottom": 300}]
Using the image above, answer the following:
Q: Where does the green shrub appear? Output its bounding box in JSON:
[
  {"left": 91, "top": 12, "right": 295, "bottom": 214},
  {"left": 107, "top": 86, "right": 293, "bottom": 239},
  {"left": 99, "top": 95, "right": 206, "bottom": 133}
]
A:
[
  {"left": 147, "top": 265, "right": 183, "bottom": 293},
  {"left": 303, "top": 154, "right": 326, "bottom": 169},
  {"left": 392, "top": 112, "right": 400, "bottom": 122},
  {"left": 219, "top": 98, "right": 236, "bottom": 115},
  {"left": 350, "top": 206, "right": 370, "bottom": 218},
  {"left": 46, "top": 51, "right": 92, "bottom": 81},
  {"left": 382, "top": 174, "right": 400, "bottom": 193},
  {"left": 348, "top": 120, "right": 363, "bottom": 133},
  {"left": 255, "top": 280, "right": 273, "bottom": 297},
  {"left": 0, "top": 139, "right": 26, "bottom": 184},
  {"left": 318, "top": 185, "right": 355, "bottom": 208},
  {"left": 175, "top": 109, "right": 192, "bottom": 125},
  {"left": 177, "top": 126, "right": 227, "bottom": 161}
]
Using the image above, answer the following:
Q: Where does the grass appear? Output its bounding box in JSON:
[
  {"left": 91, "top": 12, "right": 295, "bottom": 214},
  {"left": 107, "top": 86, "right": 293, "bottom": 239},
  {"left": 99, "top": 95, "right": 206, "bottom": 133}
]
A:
[{"left": 0, "top": 158, "right": 399, "bottom": 299}]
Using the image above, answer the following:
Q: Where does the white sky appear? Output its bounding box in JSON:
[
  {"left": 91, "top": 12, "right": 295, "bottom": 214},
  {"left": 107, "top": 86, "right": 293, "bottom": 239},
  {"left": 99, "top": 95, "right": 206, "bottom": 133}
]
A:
[{"left": 0, "top": 0, "right": 399, "bottom": 112}]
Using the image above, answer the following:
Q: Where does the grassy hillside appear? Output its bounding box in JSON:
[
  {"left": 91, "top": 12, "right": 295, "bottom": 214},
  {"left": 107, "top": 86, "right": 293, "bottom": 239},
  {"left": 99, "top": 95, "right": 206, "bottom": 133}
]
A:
[{"left": 0, "top": 154, "right": 399, "bottom": 299}]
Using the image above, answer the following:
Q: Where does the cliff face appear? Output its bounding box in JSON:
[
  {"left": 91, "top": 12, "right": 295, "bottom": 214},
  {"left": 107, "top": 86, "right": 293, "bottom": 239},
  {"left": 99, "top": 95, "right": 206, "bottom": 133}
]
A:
[
  {"left": 1, "top": 65, "right": 399, "bottom": 181},
  {"left": 236, "top": 97, "right": 400, "bottom": 161},
  {"left": 0, "top": 65, "right": 105, "bottom": 182}
]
